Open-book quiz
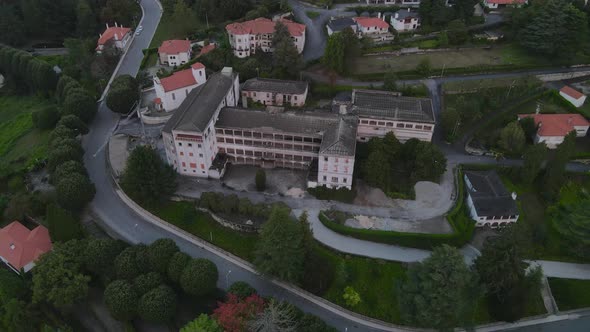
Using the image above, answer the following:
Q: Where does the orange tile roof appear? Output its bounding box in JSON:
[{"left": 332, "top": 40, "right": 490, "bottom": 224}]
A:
[
  {"left": 560, "top": 86, "right": 586, "bottom": 100},
  {"left": 159, "top": 64, "right": 205, "bottom": 92},
  {"left": 226, "top": 18, "right": 305, "bottom": 37},
  {"left": 518, "top": 113, "right": 590, "bottom": 137},
  {"left": 0, "top": 221, "right": 52, "bottom": 271},
  {"left": 98, "top": 26, "right": 131, "bottom": 46},
  {"left": 198, "top": 44, "right": 216, "bottom": 57},
  {"left": 158, "top": 40, "right": 191, "bottom": 55},
  {"left": 353, "top": 17, "right": 390, "bottom": 29}
]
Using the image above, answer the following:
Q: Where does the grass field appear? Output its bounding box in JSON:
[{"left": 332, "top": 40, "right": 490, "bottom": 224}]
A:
[
  {"left": 549, "top": 278, "right": 590, "bottom": 311},
  {"left": 0, "top": 95, "right": 53, "bottom": 176},
  {"left": 353, "top": 45, "right": 550, "bottom": 75}
]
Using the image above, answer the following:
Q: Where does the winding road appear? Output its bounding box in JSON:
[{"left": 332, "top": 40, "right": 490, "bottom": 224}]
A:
[{"left": 82, "top": 0, "right": 590, "bottom": 331}]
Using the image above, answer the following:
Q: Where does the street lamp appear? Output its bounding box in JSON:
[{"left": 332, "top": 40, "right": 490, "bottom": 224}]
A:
[{"left": 226, "top": 270, "right": 232, "bottom": 288}]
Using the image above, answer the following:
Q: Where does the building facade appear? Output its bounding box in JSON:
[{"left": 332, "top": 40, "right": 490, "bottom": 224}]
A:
[
  {"left": 464, "top": 171, "right": 519, "bottom": 228},
  {"left": 158, "top": 40, "right": 192, "bottom": 67},
  {"left": 154, "top": 63, "right": 207, "bottom": 112},
  {"left": 391, "top": 9, "right": 420, "bottom": 31},
  {"left": 517, "top": 113, "right": 590, "bottom": 149},
  {"left": 225, "top": 18, "right": 306, "bottom": 58},
  {"left": 96, "top": 23, "right": 131, "bottom": 54},
  {"left": 353, "top": 17, "right": 394, "bottom": 43},
  {"left": 241, "top": 78, "right": 308, "bottom": 107},
  {"left": 560, "top": 86, "right": 587, "bottom": 108}
]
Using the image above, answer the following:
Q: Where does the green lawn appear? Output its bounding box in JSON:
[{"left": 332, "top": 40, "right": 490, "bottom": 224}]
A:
[
  {"left": 149, "top": 15, "right": 203, "bottom": 49},
  {"left": 549, "top": 278, "right": 590, "bottom": 311},
  {"left": 0, "top": 95, "right": 53, "bottom": 176},
  {"left": 306, "top": 11, "right": 320, "bottom": 19}
]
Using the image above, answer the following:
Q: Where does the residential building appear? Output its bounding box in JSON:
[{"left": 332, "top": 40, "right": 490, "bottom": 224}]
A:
[
  {"left": 391, "top": 9, "right": 420, "bottom": 31},
  {"left": 96, "top": 23, "right": 131, "bottom": 54},
  {"left": 241, "top": 78, "right": 308, "bottom": 107},
  {"left": 158, "top": 40, "right": 192, "bottom": 66},
  {"left": 483, "top": 0, "right": 527, "bottom": 9},
  {"left": 225, "top": 18, "right": 306, "bottom": 58},
  {"left": 154, "top": 63, "right": 207, "bottom": 112},
  {"left": 345, "top": 89, "right": 436, "bottom": 142},
  {"left": 560, "top": 86, "right": 587, "bottom": 108},
  {"left": 517, "top": 113, "right": 590, "bottom": 149},
  {"left": 326, "top": 17, "right": 358, "bottom": 36},
  {"left": 0, "top": 221, "right": 52, "bottom": 273},
  {"left": 162, "top": 67, "right": 240, "bottom": 178},
  {"left": 353, "top": 16, "right": 394, "bottom": 43},
  {"left": 365, "top": 0, "right": 421, "bottom": 5},
  {"left": 464, "top": 171, "right": 519, "bottom": 228}
]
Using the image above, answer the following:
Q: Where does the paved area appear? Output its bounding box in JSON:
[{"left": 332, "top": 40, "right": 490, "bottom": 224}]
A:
[{"left": 223, "top": 165, "right": 308, "bottom": 197}]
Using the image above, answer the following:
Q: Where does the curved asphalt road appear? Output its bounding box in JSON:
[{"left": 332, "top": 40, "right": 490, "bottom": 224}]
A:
[{"left": 82, "top": 1, "right": 590, "bottom": 331}]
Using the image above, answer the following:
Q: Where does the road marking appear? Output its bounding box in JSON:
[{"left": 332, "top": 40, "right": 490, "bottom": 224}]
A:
[{"left": 93, "top": 120, "right": 120, "bottom": 157}]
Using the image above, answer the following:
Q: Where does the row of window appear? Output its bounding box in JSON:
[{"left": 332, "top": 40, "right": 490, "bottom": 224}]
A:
[
  {"left": 244, "top": 92, "right": 299, "bottom": 101},
  {"left": 481, "top": 215, "right": 518, "bottom": 220},
  {"left": 219, "top": 139, "right": 320, "bottom": 152},
  {"left": 321, "top": 175, "right": 348, "bottom": 184},
  {"left": 228, "top": 156, "right": 309, "bottom": 170},
  {"left": 219, "top": 147, "right": 315, "bottom": 162},
  {"left": 323, "top": 157, "right": 350, "bottom": 164},
  {"left": 359, "top": 119, "right": 432, "bottom": 131},
  {"left": 216, "top": 129, "right": 322, "bottom": 143},
  {"left": 179, "top": 151, "right": 203, "bottom": 158}
]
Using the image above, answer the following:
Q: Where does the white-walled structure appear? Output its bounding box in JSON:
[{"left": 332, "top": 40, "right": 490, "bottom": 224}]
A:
[
  {"left": 158, "top": 40, "right": 192, "bottom": 67},
  {"left": 326, "top": 17, "right": 358, "bottom": 36},
  {"left": 391, "top": 9, "right": 420, "bottom": 31},
  {"left": 464, "top": 171, "right": 519, "bottom": 228},
  {"left": 483, "top": 0, "right": 527, "bottom": 9},
  {"left": 96, "top": 23, "right": 131, "bottom": 54},
  {"left": 560, "top": 86, "right": 587, "bottom": 108},
  {"left": 154, "top": 63, "right": 207, "bottom": 112},
  {"left": 353, "top": 17, "right": 394, "bottom": 43},
  {"left": 226, "top": 18, "right": 306, "bottom": 58},
  {"left": 517, "top": 113, "right": 590, "bottom": 149},
  {"left": 241, "top": 78, "right": 308, "bottom": 107}
]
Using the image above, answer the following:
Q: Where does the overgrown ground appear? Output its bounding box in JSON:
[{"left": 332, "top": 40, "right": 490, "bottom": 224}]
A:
[
  {"left": 0, "top": 94, "right": 53, "bottom": 176},
  {"left": 548, "top": 278, "right": 590, "bottom": 311}
]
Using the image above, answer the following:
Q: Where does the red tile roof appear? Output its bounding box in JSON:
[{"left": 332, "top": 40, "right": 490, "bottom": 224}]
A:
[
  {"left": 98, "top": 26, "right": 131, "bottom": 46},
  {"left": 198, "top": 44, "right": 216, "bottom": 57},
  {"left": 518, "top": 113, "right": 590, "bottom": 137},
  {"left": 560, "top": 86, "right": 586, "bottom": 100},
  {"left": 486, "top": 0, "right": 526, "bottom": 3},
  {"left": 158, "top": 40, "right": 191, "bottom": 55},
  {"left": 0, "top": 221, "right": 52, "bottom": 271},
  {"left": 353, "top": 17, "right": 390, "bottom": 29},
  {"left": 226, "top": 18, "right": 305, "bottom": 37},
  {"left": 159, "top": 65, "right": 205, "bottom": 92}
]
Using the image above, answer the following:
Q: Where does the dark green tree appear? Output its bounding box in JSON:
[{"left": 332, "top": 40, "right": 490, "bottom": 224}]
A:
[
  {"left": 416, "top": 58, "right": 432, "bottom": 77},
  {"left": 120, "top": 145, "right": 177, "bottom": 207},
  {"left": 447, "top": 20, "right": 469, "bottom": 45},
  {"left": 62, "top": 91, "right": 97, "bottom": 123},
  {"left": 519, "top": 117, "right": 537, "bottom": 141},
  {"left": 521, "top": 143, "right": 548, "bottom": 185},
  {"left": 551, "top": 187, "right": 590, "bottom": 258},
  {"left": 32, "top": 106, "right": 60, "bottom": 130},
  {"left": 101, "top": 0, "right": 138, "bottom": 27},
  {"left": 323, "top": 33, "right": 346, "bottom": 74},
  {"left": 57, "top": 115, "right": 89, "bottom": 135},
  {"left": 398, "top": 245, "right": 483, "bottom": 329},
  {"left": 76, "top": 0, "right": 96, "bottom": 37},
  {"left": 51, "top": 160, "right": 87, "bottom": 184},
  {"left": 83, "top": 238, "right": 127, "bottom": 277},
  {"left": 46, "top": 204, "right": 84, "bottom": 242},
  {"left": 255, "top": 169, "right": 266, "bottom": 192},
  {"left": 0, "top": 5, "right": 26, "bottom": 46},
  {"left": 114, "top": 246, "right": 145, "bottom": 280},
  {"left": 543, "top": 131, "right": 576, "bottom": 197},
  {"left": 180, "top": 313, "right": 222, "bottom": 332},
  {"left": 106, "top": 75, "right": 139, "bottom": 114},
  {"left": 134, "top": 272, "right": 164, "bottom": 295},
  {"left": 499, "top": 121, "right": 526, "bottom": 155},
  {"left": 170, "top": 0, "right": 199, "bottom": 38},
  {"left": 410, "top": 141, "right": 447, "bottom": 182},
  {"left": 47, "top": 145, "right": 83, "bottom": 172},
  {"left": 227, "top": 281, "right": 257, "bottom": 300},
  {"left": 147, "top": 238, "right": 180, "bottom": 274},
  {"left": 55, "top": 173, "right": 95, "bottom": 212},
  {"left": 271, "top": 21, "right": 303, "bottom": 79},
  {"left": 104, "top": 280, "right": 139, "bottom": 321},
  {"left": 180, "top": 259, "right": 218, "bottom": 296},
  {"left": 167, "top": 251, "right": 191, "bottom": 283},
  {"left": 383, "top": 71, "right": 398, "bottom": 91},
  {"left": 137, "top": 285, "right": 177, "bottom": 323},
  {"left": 254, "top": 207, "right": 305, "bottom": 283}
]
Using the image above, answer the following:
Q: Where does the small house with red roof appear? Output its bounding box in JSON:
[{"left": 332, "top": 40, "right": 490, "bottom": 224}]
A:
[
  {"left": 517, "top": 113, "right": 590, "bottom": 149},
  {"left": 483, "top": 0, "right": 527, "bottom": 9},
  {"left": 353, "top": 16, "right": 394, "bottom": 43},
  {"left": 96, "top": 23, "right": 131, "bottom": 54},
  {"left": 560, "top": 86, "right": 587, "bottom": 108},
  {"left": 0, "top": 221, "right": 52, "bottom": 273},
  {"left": 198, "top": 43, "right": 216, "bottom": 57},
  {"left": 158, "top": 40, "right": 192, "bottom": 67},
  {"left": 154, "top": 62, "right": 207, "bottom": 112},
  {"left": 225, "top": 18, "right": 306, "bottom": 58}
]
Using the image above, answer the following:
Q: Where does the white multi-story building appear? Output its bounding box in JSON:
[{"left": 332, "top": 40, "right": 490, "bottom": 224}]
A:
[
  {"left": 158, "top": 40, "right": 192, "bottom": 67},
  {"left": 154, "top": 63, "right": 207, "bottom": 112},
  {"left": 391, "top": 9, "right": 420, "bottom": 31},
  {"left": 464, "top": 170, "right": 519, "bottom": 228},
  {"left": 225, "top": 18, "right": 306, "bottom": 58},
  {"left": 96, "top": 23, "right": 131, "bottom": 54},
  {"left": 352, "top": 16, "right": 394, "bottom": 43},
  {"left": 241, "top": 78, "right": 308, "bottom": 107}
]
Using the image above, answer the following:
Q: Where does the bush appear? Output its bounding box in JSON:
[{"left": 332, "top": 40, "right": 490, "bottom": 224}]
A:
[
  {"left": 147, "top": 239, "right": 179, "bottom": 274},
  {"left": 47, "top": 144, "right": 83, "bottom": 172},
  {"left": 51, "top": 160, "right": 87, "bottom": 184},
  {"left": 104, "top": 280, "right": 139, "bottom": 321},
  {"left": 137, "top": 285, "right": 177, "bottom": 323},
  {"left": 55, "top": 173, "right": 95, "bottom": 212},
  {"left": 227, "top": 281, "right": 256, "bottom": 300},
  {"left": 57, "top": 115, "right": 89, "bottom": 135},
  {"left": 308, "top": 186, "right": 356, "bottom": 204},
  {"left": 46, "top": 204, "right": 84, "bottom": 242},
  {"left": 255, "top": 169, "right": 266, "bottom": 191},
  {"left": 84, "top": 238, "right": 127, "bottom": 277},
  {"left": 133, "top": 272, "right": 164, "bottom": 295},
  {"left": 180, "top": 258, "right": 219, "bottom": 296},
  {"left": 32, "top": 106, "right": 60, "bottom": 129},
  {"left": 106, "top": 75, "right": 140, "bottom": 114},
  {"left": 167, "top": 251, "right": 191, "bottom": 283},
  {"left": 62, "top": 91, "right": 97, "bottom": 123},
  {"left": 49, "top": 124, "right": 77, "bottom": 143},
  {"left": 115, "top": 246, "right": 145, "bottom": 280}
]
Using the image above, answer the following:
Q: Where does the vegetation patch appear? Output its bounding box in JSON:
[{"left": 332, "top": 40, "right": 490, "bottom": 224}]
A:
[
  {"left": 308, "top": 186, "right": 356, "bottom": 204},
  {"left": 548, "top": 278, "right": 590, "bottom": 311},
  {"left": 306, "top": 11, "right": 320, "bottom": 19}
]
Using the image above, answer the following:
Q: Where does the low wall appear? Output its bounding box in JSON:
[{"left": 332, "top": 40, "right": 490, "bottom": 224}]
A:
[
  {"left": 536, "top": 70, "right": 590, "bottom": 82},
  {"left": 196, "top": 207, "right": 260, "bottom": 233}
]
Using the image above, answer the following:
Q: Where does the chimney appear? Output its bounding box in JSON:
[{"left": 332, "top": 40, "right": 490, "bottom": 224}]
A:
[
  {"left": 395, "top": 13, "right": 399, "bottom": 19},
  {"left": 9, "top": 243, "right": 15, "bottom": 250},
  {"left": 114, "top": 33, "right": 119, "bottom": 41},
  {"left": 378, "top": 12, "right": 381, "bottom": 19},
  {"left": 115, "top": 22, "right": 118, "bottom": 28},
  {"left": 106, "top": 23, "right": 109, "bottom": 29},
  {"left": 511, "top": 192, "right": 517, "bottom": 200},
  {"left": 99, "top": 33, "right": 102, "bottom": 38},
  {"left": 408, "top": 8, "right": 411, "bottom": 12}
]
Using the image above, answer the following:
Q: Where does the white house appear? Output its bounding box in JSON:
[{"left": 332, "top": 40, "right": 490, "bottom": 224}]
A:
[
  {"left": 391, "top": 9, "right": 420, "bottom": 31},
  {"left": 353, "top": 16, "right": 394, "bottom": 43},
  {"left": 517, "top": 113, "right": 590, "bottom": 149},
  {"left": 96, "top": 23, "right": 131, "bottom": 54},
  {"left": 241, "top": 78, "right": 309, "bottom": 107},
  {"left": 560, "top": 86, "right": 587, "bottom": 108},
  {"left": 326, "top": 17, "right": 358, "bottom": 36},
  {"left": 158, "top": 40, "right": 192, "bottom": 67},
  {"left": 483, "top": 0, "right": 527, "bottom": 9},
  {"left": 0, "top": 221, "right": 52, "bottom": 273},
  {"left": 154, "top": 63, "right": 207, "bottom": 112},
  {"left": 225, "top": 18, "right": 306, "bottom": 58},
  {"left": 464, "top": 171, "right": 519, "bottom": 228}
]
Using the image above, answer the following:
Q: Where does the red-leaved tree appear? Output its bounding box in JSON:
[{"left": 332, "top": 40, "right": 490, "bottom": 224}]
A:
[{"left": 213, "top": 294, "right": 265, "bottom": 332}]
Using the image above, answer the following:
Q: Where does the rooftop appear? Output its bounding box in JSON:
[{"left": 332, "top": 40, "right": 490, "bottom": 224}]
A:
[
  {"left": 351, "top": 89, "right": 435, "bottom": 123},
  {"left": 320, "top": 117, "right": 358, "bottom": 156},
  {"left": 327, "top": 17, "right": 356, "bottom": 33},
  {"left": 158, "top": 39, "right": 191, "bottom": 55},
  {"left": 464, "top": 170, "right": 519, "bottom": 217},
  {"left": 242, "top": 78, "right": 308, "bottom": 95},
  {"left": 98, "top": 25, "right": 131, "bottom": 46},
  {"left": 198, "top": 44, "right": 216, "bottom": 57},
  {"left": 0, "top": 221, "right": 52, "bottom": 271},
  {"left": 518, "top": 113, "right": 590, "bottom": 137},
  {"left": 158, "top": 63, "right": 205, "bottom": 92},
  {"left": 486, "top": 0, "right": 527, "bottom": 4},
  {"left": 560, "top": 86, "right": 586, "bottom": 100},
  {"left": 226, "top": 18, "right": 306, "bottom": 37},
  {"left": 163, "top": 69, "right": 237, "bottom": 134},
  {"left": 393, "top": 10, "right": 420, "bottom": 20},
  {"left": 353, "top": 17, "right": 390, "bottom": 29}
]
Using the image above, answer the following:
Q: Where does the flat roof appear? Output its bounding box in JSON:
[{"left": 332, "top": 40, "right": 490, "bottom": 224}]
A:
[
  {"left": 242, "top": 78, "right": 308, "bottom": 95},
  {"left": 352, "top": 89, "right": 435, "bottom": 123}
]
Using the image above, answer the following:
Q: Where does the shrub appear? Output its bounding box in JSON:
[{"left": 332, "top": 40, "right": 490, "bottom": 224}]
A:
[
  {"left": 133, "top": 272, "right": 164, "bottom": 295},
  {"left": 57, "top": 115, "right": 89, "bottom": 135},
  {"left": 46, "top": 204, "right": 84, "bottom": 242},
  {"left": 227, "top": 281, "right": 256, "bottom": 300},
  {"left": 308, "top": 186, "right": 356, "bottom": 204},
  {"left": 49, "top": 124, "right": 77, "bottom": 143},
  {"left": 106, "top": 75, "right": 140, "bottom": 114},
  {"left": 255, "top": 169, "right": 266, "bottom": 191},
  {"left": 115, "top": 246, "right": 144, "bottom": 280},
  {"left": 47, "top": 144, "right": 83, "bottom": 172},
  {"left": 32, "top": 106, "right": 60, "bottom": 129},
  {"left": 180, "top": 258, "right": 219, "bottom": 296},
  {"left": 62, "top": 91, "right": 97, "bottom": 123},
  {"left": 55, "top": 173, "right": 95, "bottom": 212},
  {"left": 167, "top": 251, "right": 191, "bottom": 283},
  {"left": 147, "top": 238, "right": 179, "bottom": 274},
  {"left": 137, "top": 285, "right": 177, "bottom": 323},
  {"left": 104, "top": 280, "right": 139, "bottom": 321},
  {"left": 51, "top": 160, "right": 87, "bottom": 184},
  {"left": 84, "top": 238, "right": 127, "bottom": 277}
]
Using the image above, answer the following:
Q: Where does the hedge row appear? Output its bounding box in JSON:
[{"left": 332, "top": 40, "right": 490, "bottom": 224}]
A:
[{"left": 318, "top": 168, "right": 475, "bottom": 250}]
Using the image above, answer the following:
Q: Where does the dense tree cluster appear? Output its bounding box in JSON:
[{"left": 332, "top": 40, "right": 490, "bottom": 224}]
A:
[
  {"left": 550, "top": 184, "right": 590, "bottom": 258},
  {"left": 322, "top": 28, "right": 361, "bottom": 75},
  {"left": 419, "top": 0, "right": 478, "bottom": 28},
  {"left": 106, "top": 74, "right": 140, "bottom": 114},
  {"left": 0, "top": 45, "right": 58, "bottom": 94}
]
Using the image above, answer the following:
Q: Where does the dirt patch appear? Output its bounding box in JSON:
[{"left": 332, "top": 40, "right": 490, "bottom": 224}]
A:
[{"left": 223, "top": 165, "right": 308, "bottom": 196}]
